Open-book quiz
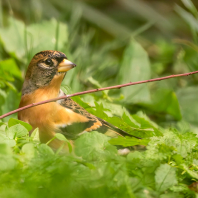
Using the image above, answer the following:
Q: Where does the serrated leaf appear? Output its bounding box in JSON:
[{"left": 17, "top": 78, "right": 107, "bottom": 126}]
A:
[
  {"left": 8, "top": 124, "right": 28, "bottom": 139},
  {"left": 94, "top": 102, "right": 158, "bottom": 138},
  {"left": 170, "top": 183, "right": 190, "bottom": 194},
  {"left": 72, "top": 98, "right": 158, "bottom": 138},
  {"left": 75, "top": 131, "right": 117, "bottom": 161},
  {"left": 155, "top": 164, "right": 177, "bottom": 192},
  {"left": 122, "top": 112, "right": 140, "bottom": 128},
  {"left": 145, "top": 129, "right": 197, "bottom": 161},
  {"left": 0, "top": 131, "right": 16, "bottom": 147},
  {"left": 72, "top": 96, "right": 93, "bottom": 110}
]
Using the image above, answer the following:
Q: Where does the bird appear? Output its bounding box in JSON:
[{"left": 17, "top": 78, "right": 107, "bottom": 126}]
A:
[{"left": 18, "top": 50, "right": 139, "bottom": 151}]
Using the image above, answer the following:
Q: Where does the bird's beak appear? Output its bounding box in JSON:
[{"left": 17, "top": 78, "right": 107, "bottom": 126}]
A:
[{"left": 58, "top": 59, "right": 76, "bottom": 72}]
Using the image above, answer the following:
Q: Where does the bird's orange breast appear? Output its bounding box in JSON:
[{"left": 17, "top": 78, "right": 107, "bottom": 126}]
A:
[{"left": 18, "top": 74, "right": 88, "bottom": 148}]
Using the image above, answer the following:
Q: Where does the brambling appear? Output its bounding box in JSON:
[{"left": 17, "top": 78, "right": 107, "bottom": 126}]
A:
[{"left": 18, "top": 50, "right": 138, "bottom": 150}]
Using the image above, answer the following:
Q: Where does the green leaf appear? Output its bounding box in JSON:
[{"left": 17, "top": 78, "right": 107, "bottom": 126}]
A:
[
  {"left": 109, "top": 136, "right": 149, "bottom": 147},
  {"left": 172, "top": 154, "right": 184, "bottom": 165},
  {"left": 0, "top": 17, "right": 26, "bottom": 59},
  {"left": 95, "top": 102, "right": 160, "bottom": 138},
  {"left": 30, "top": 128, "right": 40, "bottom": 142},
  {"left": 55, "top": 133, "right": 68, "bottom": 141},
  {"left": 0, "top": 89, "right": 6, "bottom": 99},
  {"left": 122, "top": 112, "right": 140, "bottom": 128},
  {"left": 0, "top": 155, "right": 16, "bottom": 171},
  {"left": 118, "top": 39, "right": 151, "bottom": 103},
  {"left": 87, "top": 77, "right": 110, "bottom": 99},
  {"left": 145, "top": 129, "right": 197, "bottom": 160},
  {"left": 21, "top": 143, "right": 36, "bottom": 160},
  {"left": 7, "top": 124, "right": 29, "bottom": 139},
  {"left": 132, "top": 112, "right": 162, "bottom": 137},
  {"left": 3, "top": 139, "right": 16, "bottom": 147},
  {"left": 0, "top": 59, "right": 22, "bottom": 79},
  {"left": 170, "top": 184, "right": 192, "bottom": 197},
  {"left": 38, "top": 144, "right": 54, "bottom": 155},
  {"left": 4, "top": 82, "right": 17, "bottom": 91},
  {"left": 0, "top": 128, "right": 16, "bottom": 147},
  {"left": 26, "top": 19, "right": 68, "bottom": 57},
  {"left": 72, "top": 96, "right": 92, "bottom": 110},
  {"left": 181, "top": 164, "right": 198, "bottom": 180},
  {"left": 8, "top": 118, "right": 32, "bottom": 131},
  {"left": 0, "top": 69, "right": 14, "bottom": 81},
  {"left": 55, "top": 133, "right": 72, "bottom": 153},
  {"left": 160, "top": 193, "right": 185, "bottom": 198},
  {"left": 100, "top": 101, "right": 128, "bottom": 117},
  {"left": 75, "top": 131, "right": 117, "bottom": 161},
  {"left": 73, "top": 98, "right": 160, "bottom": 138},
  {"left": 142, "top": 89, "right": 182, "bottom": 120},
  {"left": 1, "top": 90, "right": 21, "bottom": 122},
  {"left": 0, "top": 143, "right": 13, "bottom": 155},
  {"left": 155, "top": 164, "right": 178, "bottom": 192},
  {"left": 177, "top": 87, "right": 198, "bottom": 126},
  {"left": 0, "top": 17, "right": 68, "bottom": 60},
  {"left": 60, "top": 84, "right": 72, "bottom": 95},
  {"left": 0, "top": 144, "right": 16, "bottom": 171}
]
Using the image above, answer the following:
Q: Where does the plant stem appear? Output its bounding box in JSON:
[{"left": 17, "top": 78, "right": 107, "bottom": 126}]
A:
[{"left": 0, "top": 70, "right": 198, "bottom": 119}]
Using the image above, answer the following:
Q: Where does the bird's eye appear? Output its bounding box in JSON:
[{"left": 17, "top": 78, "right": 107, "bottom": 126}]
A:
[{"left": 45, "top": 59, "right": 53, "bottom": 66}]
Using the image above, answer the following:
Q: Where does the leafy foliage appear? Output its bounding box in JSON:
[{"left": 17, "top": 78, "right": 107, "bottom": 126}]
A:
[
  {"left": 0, "top": 115, "right": 198, "bottom": 197},
  {"left": 1, "top": 0, "right": 198, "bottom": 197}
]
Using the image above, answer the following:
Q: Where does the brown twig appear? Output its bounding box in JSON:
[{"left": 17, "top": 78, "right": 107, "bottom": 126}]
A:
[{"left": 0, "top": 70, "right": 198, "bottom": 120}]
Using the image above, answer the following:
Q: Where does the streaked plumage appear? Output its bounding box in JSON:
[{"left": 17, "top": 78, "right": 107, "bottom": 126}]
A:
[{"left": 18, "top": 50, "right": 139, "bottom": 150}]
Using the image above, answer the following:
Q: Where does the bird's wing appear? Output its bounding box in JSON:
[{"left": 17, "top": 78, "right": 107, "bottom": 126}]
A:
[{"left": 57, "top": 90, "right": 139, "bottom": 139}]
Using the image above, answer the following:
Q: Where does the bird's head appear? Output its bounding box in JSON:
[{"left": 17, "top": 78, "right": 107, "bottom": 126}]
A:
[{"left": 22, "top": 50, "right": 76, "bottom": 95}]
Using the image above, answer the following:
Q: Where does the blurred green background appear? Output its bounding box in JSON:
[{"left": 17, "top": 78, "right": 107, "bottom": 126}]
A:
[
  {"left": 1, "top": 0, "right": 198, "bottom": 130},
  {"left": 2, "top": 1, "right": 198, "bottom": 198}
]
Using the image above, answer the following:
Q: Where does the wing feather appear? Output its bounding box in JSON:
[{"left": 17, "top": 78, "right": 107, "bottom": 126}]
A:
[{"left": 56, "top": 90, "right": 140, "bottom": 139}]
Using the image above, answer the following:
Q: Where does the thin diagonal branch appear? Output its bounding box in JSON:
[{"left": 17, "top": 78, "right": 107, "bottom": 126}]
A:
[{"left": 1, "top": 70, "right": 198, "bottom": 120}]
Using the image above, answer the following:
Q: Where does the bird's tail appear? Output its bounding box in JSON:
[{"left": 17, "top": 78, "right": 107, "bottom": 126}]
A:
[{"left": 96, "top": 117, "right": 141, "bottom": 139}]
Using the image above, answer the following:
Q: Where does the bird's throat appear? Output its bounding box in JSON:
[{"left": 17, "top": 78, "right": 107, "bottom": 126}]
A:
[{"left": 21, "top": 73, "right": 65, "bottom": 106}]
